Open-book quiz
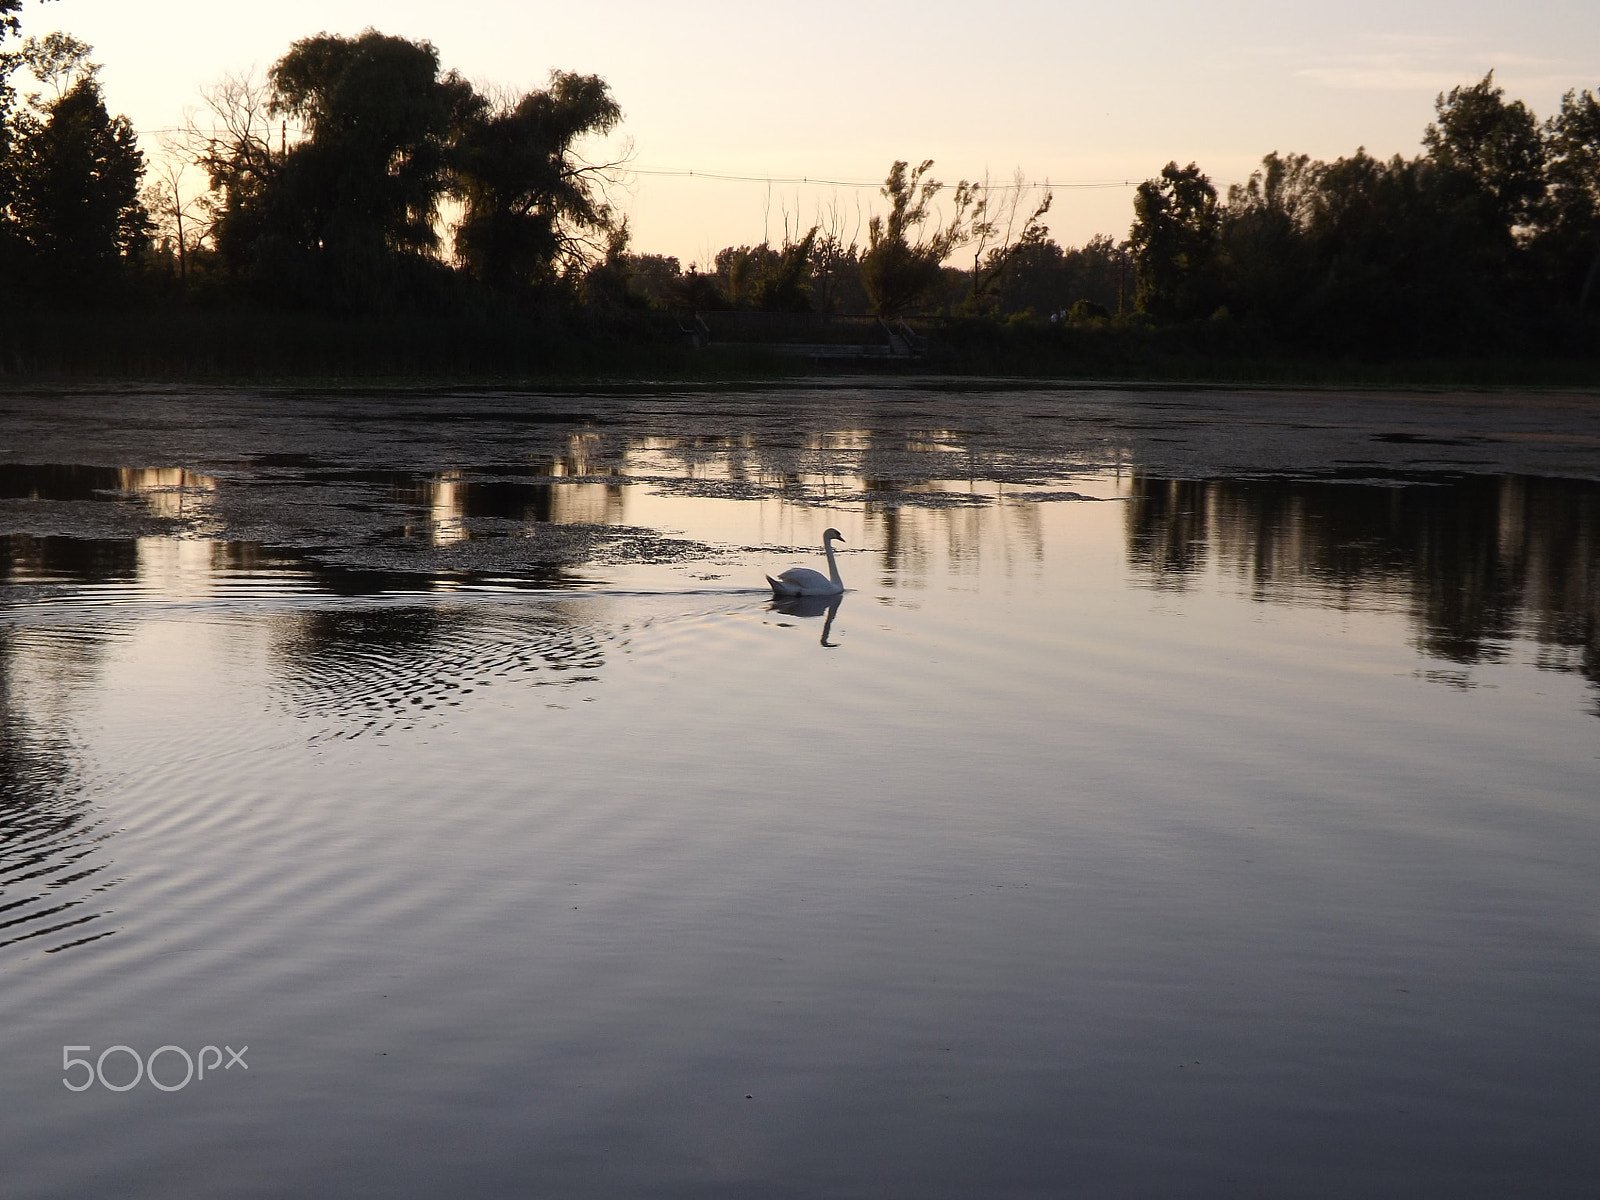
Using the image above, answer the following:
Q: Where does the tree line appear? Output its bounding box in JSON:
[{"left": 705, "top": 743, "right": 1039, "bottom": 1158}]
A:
[
  {"left": 0, "top": 7, "right": 1595, "bottom": 365},
  {"left": 618, "top": 73, "right": 1600, "bottom": 360},
  {"left": 0, "top": 19, "right": 626, "bottom": 315},
  {"left": 1127, "top": 74, "right": 1600, "bottom": 355}
]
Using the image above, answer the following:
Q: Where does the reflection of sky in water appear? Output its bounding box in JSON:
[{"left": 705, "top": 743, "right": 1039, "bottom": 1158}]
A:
[
  {"left": 119, "top": 468, "right": 218, "bottom": 524},
  {"left": 1, "top": 439, "right": 1598, "bottom": 1194}
]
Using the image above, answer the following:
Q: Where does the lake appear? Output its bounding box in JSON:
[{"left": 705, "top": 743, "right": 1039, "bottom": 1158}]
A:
[{"left": 1, "top": 383, "right": 1597, "bottom": 1197}]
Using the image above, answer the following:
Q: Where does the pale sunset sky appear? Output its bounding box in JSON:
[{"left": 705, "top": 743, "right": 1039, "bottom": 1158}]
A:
[{"left": 37, "top": 0, "right": 1600, "bottom": 266}]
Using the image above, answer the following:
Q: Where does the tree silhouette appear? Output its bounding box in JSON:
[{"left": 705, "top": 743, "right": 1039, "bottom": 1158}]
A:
[
  {"left": 966, "top": 169, "right": 1052, "bottom": 313},
  {"left": 8, "top": 37, "right": 146, "bottom": 289},
  {"left": 1424, "top": 72, "right": 1546, "bottom": 235},
  {"left": 185, "top": 71, "right": 279, "bottom": 277},
  {"left": 1219, "top": 152, "right": 1317, "bottom": 328},
  {"left": 221, "top": 31, "right": 477, "bottom": 308},
  {"left": 1542, "top": 87, "right": 1600, "bottom": 311},
  {"left": 859, "top": 160, "right": 978, "bottom": 317},
  {"left": 452, "top": 70, "right": 623, "bottom": 293},
  {"left": 1129, "top": 162, "right": 1219, "bottom": 320}
]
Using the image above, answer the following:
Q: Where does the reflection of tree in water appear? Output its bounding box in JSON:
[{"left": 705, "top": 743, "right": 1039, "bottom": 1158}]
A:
[
  {"left": 1126, "top": 474, "right": 1600, "bottom": 699},
  {"left": 389, "top": 470, "right": 627, "bottom": 543},
  {"left": 271, "top": 603, "right": 609, "bottom": 737},
  {"left": 0, "top": 626, "right": 117, "bottom": 954},
  {"left": 0, "top": 534, "right": 139, "bottom": 583},
  {"left": 0, "top": 465, "right": 124, "bottom": 501},
  {"left": 865, "top": 489, "right": 1045, "bottom": 584}
]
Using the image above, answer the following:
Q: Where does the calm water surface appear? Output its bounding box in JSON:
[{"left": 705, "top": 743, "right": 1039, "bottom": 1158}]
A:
[{"left": 1, "top": 393, "right": 1598, "bottom": 1197}]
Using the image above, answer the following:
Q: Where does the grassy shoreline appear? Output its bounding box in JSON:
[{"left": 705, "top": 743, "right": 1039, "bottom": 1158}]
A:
[
  {"left": 2, "top": 307, "right": 1598, "bottom": 391},
  {"left": 4, "top": 364, "right": 1599, "bottom": 394}
]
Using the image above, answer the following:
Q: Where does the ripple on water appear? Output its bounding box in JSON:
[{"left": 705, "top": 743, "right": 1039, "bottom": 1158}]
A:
[
  {"left": 0, "top": 628, "right": 119, "bottom": 955},
  {"left": 269, "top": 601, "right": 613, "bottom": 740}
]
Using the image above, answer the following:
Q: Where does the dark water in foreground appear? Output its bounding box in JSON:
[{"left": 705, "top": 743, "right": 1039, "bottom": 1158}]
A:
[{"left": 1, "top": 391, "right": 1598, "bottom": 1197}]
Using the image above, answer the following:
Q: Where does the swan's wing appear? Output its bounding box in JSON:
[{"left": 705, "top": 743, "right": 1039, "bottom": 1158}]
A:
[
  {"left": 771, "top": 567, "right": 842, "bottom": 595},
  {"left": 776, "top": 567, "right": 830, "bottom": 589}
]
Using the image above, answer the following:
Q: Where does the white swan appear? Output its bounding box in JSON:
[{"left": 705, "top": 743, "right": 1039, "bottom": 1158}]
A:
[{"left": 767, "top": 528, "right": 845, "bottom": 596}]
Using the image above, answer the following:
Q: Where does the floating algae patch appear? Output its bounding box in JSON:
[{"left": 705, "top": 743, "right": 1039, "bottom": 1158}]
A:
[
  {"left": 628, "top": 475, "right": 790, "bottom": 502},
  {"left": 310, "top": 522, "right": 720, "bottom": 576},
  {"left": 0, "top": 497, "right": 185, "bottom": 540},
  {"left": 1009, "top": 490, "right": 1125, "bottom": 503},
  {"left": 855, "top": 490, "right": 995, "bottom": 509}
]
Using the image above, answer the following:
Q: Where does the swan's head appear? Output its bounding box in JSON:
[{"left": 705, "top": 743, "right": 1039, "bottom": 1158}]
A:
[{"left": 823, "top": 527, "right": 844, "bottom": 544}]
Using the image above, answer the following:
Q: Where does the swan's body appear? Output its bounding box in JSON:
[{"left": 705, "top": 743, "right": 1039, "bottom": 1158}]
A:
[{"left": 767, "top": 528, "right": 845, "bottom": 596}]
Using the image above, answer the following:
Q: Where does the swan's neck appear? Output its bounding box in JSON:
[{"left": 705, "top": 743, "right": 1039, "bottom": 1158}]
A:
[{"left": 824, "top": 539, "right": 842, "bottom": 586}]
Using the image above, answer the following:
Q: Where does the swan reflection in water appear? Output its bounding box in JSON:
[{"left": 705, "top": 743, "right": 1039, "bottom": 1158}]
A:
[{"left": 770, "top": 592, "right": 844, "bottom": 647}]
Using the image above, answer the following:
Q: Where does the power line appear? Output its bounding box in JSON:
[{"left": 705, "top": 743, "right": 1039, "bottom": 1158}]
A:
[
  {"left": 136, "top": 140, "right": 1138, "bottom": 193},
  {"left": 626, "top": 167, "right": 1132, "bottom": 191}
]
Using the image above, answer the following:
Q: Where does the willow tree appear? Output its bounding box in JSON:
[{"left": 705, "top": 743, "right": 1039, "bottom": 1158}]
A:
[
  {"left": 206, "top": 31, "right": 477, "bottom": 307},
  {"left": 270, "top": 33, "right": 477, "bottom": 254},
  {"left": 452, "top": 70, "right": 623, "bottom": 294}
]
